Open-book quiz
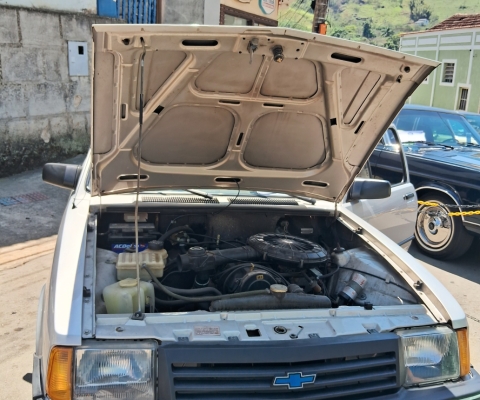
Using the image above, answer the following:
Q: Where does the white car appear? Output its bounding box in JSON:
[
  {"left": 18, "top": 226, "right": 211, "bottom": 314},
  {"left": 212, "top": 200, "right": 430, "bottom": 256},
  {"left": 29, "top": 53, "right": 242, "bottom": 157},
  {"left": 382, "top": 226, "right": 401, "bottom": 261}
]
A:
[{"left": 33, "top": 25, "right": 480, "bottom": 400}]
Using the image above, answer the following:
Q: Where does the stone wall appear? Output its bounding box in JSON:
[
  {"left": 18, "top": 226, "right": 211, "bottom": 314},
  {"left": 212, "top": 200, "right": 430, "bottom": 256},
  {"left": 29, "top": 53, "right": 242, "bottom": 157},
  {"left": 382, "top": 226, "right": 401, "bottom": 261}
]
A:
[{"left": 0, "top": 5, "right": 121, "bottom": 177}]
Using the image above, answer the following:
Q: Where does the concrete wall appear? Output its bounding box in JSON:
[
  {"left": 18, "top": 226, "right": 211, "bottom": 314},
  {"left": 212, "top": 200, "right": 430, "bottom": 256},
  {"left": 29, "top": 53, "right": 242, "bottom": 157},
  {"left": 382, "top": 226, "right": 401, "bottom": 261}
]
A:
[
  {"left": 162, "top": 0, "right": 220, "bottom": 25},
  {"left": 0, "top": 0, "right": 96, "bottom": 14},
  {"left": 0, "top": 5, "right": 121, "bottom": 177}
]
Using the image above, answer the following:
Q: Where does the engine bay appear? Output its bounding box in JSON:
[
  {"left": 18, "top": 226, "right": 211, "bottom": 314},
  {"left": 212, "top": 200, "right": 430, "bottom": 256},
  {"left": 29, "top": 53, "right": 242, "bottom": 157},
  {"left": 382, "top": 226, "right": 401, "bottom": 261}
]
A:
[{"left": 94, "top": 211, "right": 418, "bottom": 315}]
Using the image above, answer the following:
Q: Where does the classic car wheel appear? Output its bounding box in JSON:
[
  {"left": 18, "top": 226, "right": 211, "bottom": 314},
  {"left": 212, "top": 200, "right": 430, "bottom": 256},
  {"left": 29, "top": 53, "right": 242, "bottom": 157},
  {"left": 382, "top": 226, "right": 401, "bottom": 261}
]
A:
[{"left": 415, "top": 193, "right": 473, "bottom": 259}]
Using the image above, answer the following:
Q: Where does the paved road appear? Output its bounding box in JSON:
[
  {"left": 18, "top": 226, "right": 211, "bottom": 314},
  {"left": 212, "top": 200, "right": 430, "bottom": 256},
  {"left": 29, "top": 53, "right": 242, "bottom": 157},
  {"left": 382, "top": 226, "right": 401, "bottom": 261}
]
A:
[
  {"left": 0, "top": 235, "right": 479, "bottom": 399},
  {"left": 0, "top": 155, "right": 84, "bottom": 248}
]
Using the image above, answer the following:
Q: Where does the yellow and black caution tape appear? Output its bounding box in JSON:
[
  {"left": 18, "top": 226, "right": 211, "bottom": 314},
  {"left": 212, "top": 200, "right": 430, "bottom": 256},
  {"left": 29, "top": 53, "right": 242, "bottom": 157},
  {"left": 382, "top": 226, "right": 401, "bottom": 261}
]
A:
[{"left": 417, "top": 200, "right": 480, "bottom": 217}]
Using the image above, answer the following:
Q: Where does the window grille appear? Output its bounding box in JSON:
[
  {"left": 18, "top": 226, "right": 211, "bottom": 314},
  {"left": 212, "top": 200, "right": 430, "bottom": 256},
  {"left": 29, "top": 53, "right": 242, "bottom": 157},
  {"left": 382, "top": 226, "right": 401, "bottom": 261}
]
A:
[
  {"left": 442, "top": 63, "right": 455, "bottom": 83},
  {"left": 458, "top": 88, "right": 468, "bottom": 111}
]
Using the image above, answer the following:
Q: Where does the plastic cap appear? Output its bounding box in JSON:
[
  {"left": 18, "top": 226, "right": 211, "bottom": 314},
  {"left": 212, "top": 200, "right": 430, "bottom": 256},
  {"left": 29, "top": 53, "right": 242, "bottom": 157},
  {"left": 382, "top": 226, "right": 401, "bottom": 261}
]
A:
[
  {"left": 148, "top": 240, "right": 164, "bottom": 250},
  {"left": 119, "top": 278, "right": 138, "bottom": 288},
  {"left": 270, "top": 284, "right": 288, "bottom": 294}
]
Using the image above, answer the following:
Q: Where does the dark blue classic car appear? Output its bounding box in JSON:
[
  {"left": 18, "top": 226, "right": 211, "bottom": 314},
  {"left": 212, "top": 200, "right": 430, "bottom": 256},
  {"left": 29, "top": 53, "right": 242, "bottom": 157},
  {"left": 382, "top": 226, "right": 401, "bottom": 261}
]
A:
[{"left": 370, "top": 105, "right": 480, "bottom": 259}]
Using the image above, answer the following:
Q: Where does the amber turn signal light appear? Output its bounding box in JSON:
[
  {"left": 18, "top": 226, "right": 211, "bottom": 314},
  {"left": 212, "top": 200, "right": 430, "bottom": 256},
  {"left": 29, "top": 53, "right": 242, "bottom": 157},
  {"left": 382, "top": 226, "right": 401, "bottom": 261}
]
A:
[
  {"left": 46, "top": 346, "right": 73, "bottom": 400},
  {"left": 457, "top": 328, "right": 470, "bottom": 377}
]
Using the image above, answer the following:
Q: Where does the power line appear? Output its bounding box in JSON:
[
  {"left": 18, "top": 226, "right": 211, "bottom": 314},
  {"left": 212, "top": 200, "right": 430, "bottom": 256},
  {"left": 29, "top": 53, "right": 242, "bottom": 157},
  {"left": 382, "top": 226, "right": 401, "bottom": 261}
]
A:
[
  {"left": 282, "top": 0, "right": 305, "bottom": 27},
  {"left": 292, "top": 8, "right": 311, "bottom": 29}
]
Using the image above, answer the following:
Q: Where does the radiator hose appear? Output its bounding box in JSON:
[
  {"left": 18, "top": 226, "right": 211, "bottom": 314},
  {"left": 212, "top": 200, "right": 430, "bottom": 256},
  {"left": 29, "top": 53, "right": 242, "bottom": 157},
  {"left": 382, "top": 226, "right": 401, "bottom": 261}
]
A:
[{"left": 143, "top": 265, "right": 270, "bottom": 303}]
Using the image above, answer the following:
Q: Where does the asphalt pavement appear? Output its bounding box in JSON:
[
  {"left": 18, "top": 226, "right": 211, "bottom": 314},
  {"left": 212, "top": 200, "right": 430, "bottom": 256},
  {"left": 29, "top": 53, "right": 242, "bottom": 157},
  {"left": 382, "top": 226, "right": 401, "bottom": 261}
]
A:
[
  {"left": 0, "top": 154, "right": 85, "bottom": 247},
  {"left": 0, "top": 160, "right": 479, "bottom": 399}
]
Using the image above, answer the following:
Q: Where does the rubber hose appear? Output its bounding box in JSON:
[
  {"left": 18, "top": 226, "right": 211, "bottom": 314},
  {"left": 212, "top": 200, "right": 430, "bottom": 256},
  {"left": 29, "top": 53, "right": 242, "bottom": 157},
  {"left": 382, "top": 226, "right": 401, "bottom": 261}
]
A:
[
  {"left": 159, "top": 225, "right": 194, "bottom": 243},
  {"left": 317, "top": 263, "right": 340, "bottom": 279},
  {"left": 155, "top": 298, "right": 208, "bottom": 307},
  {"left": 158, "top": 284, "right": 222, "bottom": 297},
  {"left": 210, "top": 293, "right": 332, "bottom": 311},
  {"left": 144, "top": 265, "right": 270, "bottom": 302}
]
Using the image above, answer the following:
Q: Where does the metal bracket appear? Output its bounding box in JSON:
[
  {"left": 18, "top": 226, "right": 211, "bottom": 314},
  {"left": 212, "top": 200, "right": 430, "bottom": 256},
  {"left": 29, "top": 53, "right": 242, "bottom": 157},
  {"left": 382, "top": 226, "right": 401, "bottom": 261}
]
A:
[
  {"left": 131, "top": 311, "right": 145, "bottom": 321},
  {"left": 247, "top": 38, "right": 259, "bottom": 64},
  {"left": 82, "top": 214, "right": 97, "bottom": 338}
]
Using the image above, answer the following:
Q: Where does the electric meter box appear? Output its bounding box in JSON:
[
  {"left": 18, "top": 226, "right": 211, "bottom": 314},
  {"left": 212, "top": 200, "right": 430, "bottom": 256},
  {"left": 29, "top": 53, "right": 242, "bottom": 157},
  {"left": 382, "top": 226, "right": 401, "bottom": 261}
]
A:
[{"left": 68, "top": 41, "right": 88, "bottom": 76}]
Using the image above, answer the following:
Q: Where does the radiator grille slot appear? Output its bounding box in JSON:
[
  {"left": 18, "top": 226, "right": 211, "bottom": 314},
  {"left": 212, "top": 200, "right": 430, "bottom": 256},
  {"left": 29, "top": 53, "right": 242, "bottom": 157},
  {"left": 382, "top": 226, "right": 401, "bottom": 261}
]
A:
[
  {"left": 142, "top": 196, "right": 219, "bottom": 204},
  {"left": 228, "top": 198, "right": 298, "bottom": 206}
]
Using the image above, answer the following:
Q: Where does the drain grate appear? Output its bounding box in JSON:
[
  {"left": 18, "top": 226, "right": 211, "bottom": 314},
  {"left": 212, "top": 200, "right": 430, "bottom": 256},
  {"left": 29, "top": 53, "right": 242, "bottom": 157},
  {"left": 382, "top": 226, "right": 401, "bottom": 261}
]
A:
[{"left": 0, "top": 192, "right": 49, "bottom": 207}]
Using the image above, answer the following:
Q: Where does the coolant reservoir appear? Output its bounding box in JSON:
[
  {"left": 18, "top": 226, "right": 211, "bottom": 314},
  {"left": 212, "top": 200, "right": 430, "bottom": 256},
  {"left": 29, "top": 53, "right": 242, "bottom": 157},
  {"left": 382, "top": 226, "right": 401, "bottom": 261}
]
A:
[
  {"left": 103, "top": 278, "right": 155, "bottom": 314},
  {"left": 144, "top": 240, "right": 168, "bottom": 261},
  {"left": 116, "top": 250, "right": 166, "bottom": 281}
]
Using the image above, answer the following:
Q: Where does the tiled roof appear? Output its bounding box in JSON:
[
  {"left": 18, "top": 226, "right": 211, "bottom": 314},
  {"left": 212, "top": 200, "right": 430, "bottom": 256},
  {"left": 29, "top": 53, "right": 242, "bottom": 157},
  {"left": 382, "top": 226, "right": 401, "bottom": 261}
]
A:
[
  {"left": 401, "top": 13, "right": 480, "bottom": 36},
  {"left": 428, "top": 13, "right": 480, "bottom": 32}
]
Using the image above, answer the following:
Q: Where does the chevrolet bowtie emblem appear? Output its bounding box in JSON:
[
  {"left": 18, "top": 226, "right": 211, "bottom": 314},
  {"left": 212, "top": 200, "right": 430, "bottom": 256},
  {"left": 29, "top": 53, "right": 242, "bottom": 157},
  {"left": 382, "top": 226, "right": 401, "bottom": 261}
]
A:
[{"left": 273, "top": 372, "right": 316, "bottom": 389}]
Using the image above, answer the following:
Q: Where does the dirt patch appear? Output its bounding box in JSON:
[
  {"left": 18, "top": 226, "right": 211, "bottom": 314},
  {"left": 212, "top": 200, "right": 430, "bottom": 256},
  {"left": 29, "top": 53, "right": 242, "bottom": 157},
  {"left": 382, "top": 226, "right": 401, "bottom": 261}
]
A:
[{"left": 0, "top": 130, "right": 88, "bottom": 178}]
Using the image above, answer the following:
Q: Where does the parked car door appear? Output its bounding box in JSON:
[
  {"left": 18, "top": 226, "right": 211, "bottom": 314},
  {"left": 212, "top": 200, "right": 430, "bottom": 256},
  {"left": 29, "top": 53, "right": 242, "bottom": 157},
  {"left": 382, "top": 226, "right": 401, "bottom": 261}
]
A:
[{"left": 344, "top": 126, "right": 417, "bottom": 247}]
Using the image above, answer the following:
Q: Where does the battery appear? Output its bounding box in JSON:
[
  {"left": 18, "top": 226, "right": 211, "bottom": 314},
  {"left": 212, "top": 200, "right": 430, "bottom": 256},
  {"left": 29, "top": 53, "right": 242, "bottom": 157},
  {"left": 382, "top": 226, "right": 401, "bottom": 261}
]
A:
[{"left": 107, "top": 223, "right": 159, "bottom": 253}]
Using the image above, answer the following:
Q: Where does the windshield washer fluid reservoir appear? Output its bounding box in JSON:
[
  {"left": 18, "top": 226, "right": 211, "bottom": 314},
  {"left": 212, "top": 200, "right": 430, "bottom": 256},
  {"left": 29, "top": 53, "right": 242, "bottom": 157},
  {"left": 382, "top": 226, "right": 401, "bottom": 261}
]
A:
[
  {"left": 116, "top": 250, "right": 166, "bottom": 281},
  {"left": 103, "top": 278, "right": 155, "bottom": 314}
]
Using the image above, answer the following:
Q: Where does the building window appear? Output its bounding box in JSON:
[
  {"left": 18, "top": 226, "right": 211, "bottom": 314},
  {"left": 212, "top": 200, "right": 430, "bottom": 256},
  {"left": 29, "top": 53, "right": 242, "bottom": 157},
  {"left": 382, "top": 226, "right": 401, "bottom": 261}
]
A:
[
  {"left": 442, "top": 62, "right": 455, "bottom": 83},
  {"left": 224, "top": 14, "right": 249, "bottom": 25},
  {"left": 457, "top": 88, "right": 469, "bottom": 111}
]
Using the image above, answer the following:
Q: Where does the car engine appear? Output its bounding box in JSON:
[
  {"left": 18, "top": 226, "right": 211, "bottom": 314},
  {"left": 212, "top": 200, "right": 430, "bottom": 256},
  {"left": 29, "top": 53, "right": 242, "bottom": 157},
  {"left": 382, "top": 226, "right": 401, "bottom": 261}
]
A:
[{"left": 94, "top": 212, "right": 417, "bottom": 314}]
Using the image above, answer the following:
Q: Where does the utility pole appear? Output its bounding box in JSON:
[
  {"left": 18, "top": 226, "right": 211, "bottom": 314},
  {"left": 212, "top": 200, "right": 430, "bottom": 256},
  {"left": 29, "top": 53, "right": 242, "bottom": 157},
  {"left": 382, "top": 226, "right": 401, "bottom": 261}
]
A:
[{"left": 311, "top": 0, "right": 328, "bottom": 34}]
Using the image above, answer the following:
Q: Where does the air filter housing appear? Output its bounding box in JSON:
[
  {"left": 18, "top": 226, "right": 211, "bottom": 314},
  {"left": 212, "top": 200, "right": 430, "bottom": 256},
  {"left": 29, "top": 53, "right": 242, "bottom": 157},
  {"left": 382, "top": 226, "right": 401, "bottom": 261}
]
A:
[{"left": 247, "top": 233, "right": 328, "bottom": 268}]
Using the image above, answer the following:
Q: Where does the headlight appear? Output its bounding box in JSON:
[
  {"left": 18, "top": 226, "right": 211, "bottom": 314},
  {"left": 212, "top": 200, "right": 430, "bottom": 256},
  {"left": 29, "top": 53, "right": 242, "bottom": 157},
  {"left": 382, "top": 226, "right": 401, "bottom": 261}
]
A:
[
  {"left": 74, "top": 342, "right": 156, "bottom": 399},
  {"left": 397, "top": 326, "right": 460, "bottom": 386}
]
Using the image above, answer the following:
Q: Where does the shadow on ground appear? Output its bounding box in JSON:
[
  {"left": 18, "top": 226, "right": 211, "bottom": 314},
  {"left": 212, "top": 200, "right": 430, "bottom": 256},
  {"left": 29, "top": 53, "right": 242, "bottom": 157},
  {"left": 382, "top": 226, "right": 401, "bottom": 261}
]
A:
[{"left": 408, "top": 239, "right": 480, "bottom": 285}]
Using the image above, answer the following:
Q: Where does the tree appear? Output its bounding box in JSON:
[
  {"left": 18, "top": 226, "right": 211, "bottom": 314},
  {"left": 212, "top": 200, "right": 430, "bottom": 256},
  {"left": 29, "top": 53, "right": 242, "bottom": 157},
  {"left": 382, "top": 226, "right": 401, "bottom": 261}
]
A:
[
  {"left": 381, "top": 26, "right": 394, "bottom": 37},
  {"left": 408, "top": 0, "right": 432, "bottom": 21},
  {"left": 362, "top": 21, "right": 374, "bottom": 38},
  {"left": 384, "top": 34, "right": 400, "bottom": 51},
  {"left": 330, "top": 25, "right": 359, "bottom": 39}
]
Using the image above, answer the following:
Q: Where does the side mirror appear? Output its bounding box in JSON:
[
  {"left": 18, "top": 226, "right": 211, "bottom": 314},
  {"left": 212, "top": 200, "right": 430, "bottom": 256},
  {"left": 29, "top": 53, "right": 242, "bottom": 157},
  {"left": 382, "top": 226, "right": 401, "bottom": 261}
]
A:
[
  {"left": 349, "top": 178, "right": 391, "bottom": 200},
  {"left": 42, "top": 163, "right": 82, "bottom": 190}
]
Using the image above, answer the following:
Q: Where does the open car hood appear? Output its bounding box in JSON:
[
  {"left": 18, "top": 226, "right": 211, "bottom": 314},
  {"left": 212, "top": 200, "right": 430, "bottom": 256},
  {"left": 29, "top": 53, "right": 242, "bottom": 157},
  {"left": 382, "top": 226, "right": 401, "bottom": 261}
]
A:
[{"left": 91, "top": 25, "right": 437, "bottom": 200}]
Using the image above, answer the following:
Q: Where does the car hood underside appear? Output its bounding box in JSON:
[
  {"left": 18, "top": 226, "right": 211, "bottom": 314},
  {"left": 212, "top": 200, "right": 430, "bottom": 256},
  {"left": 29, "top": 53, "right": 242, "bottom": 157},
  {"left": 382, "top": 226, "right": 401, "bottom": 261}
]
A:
[{"left": 91, "top": 25, "right": 437, "bottom": 200}]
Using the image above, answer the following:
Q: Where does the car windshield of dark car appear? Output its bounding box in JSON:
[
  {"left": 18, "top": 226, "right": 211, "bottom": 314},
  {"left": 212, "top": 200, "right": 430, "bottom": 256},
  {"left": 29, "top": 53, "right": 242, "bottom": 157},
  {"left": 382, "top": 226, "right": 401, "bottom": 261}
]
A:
[
  {"left": 439, "top": 113, "right": 480, "bottom": 145},
  {"left": 393, "top": 109, "right": 480, "bottom": 147},
  {"left": 464, "top": 114, "right": 480, "bottom": 134}
]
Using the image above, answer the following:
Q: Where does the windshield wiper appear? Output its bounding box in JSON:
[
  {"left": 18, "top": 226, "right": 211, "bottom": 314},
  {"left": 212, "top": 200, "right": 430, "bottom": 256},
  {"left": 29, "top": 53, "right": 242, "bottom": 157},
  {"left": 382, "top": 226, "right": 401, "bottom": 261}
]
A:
[
  {"left": 403, "top": 141, "right": 454, "bottom": 150},
  {"left": 186, "top": 189, "right": 214, "bottom": 200},
  {"left": 466, "top": 142, "right": 480, "bottom": 148}
]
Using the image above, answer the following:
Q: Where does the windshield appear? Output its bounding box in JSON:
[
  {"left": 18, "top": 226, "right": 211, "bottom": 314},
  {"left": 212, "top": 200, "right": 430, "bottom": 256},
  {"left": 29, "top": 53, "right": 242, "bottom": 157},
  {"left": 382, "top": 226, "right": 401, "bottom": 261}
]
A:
[
  {"left": 393, "top": 109, "right": 480, "bottom": 147},
  {"left": 463, "top": 114, "right": 480, "bottom": 134}
]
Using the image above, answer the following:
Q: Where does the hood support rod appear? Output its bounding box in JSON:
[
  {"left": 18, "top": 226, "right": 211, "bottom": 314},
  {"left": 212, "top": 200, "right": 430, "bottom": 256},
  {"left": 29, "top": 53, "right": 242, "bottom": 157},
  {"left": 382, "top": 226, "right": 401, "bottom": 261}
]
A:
[{"left": 132, "top": 38, "right": 147, "bottom": 320}]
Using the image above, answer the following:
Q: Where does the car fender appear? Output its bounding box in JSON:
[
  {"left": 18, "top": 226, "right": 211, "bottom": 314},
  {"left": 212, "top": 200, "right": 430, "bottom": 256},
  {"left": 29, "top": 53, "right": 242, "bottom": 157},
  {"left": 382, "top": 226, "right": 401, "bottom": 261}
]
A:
[
  {"left": 415, "top": 181, "right": 464, "bottom": 221},
  {"left": 338, "top": 204, "right": 467, "bottom": 329}
]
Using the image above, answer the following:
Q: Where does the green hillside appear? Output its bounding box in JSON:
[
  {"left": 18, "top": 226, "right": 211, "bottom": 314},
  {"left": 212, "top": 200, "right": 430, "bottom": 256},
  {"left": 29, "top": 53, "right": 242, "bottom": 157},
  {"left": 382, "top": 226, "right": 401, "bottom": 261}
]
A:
[{"left": 279, "top": 0, "right": 480, "bottom": 50}]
